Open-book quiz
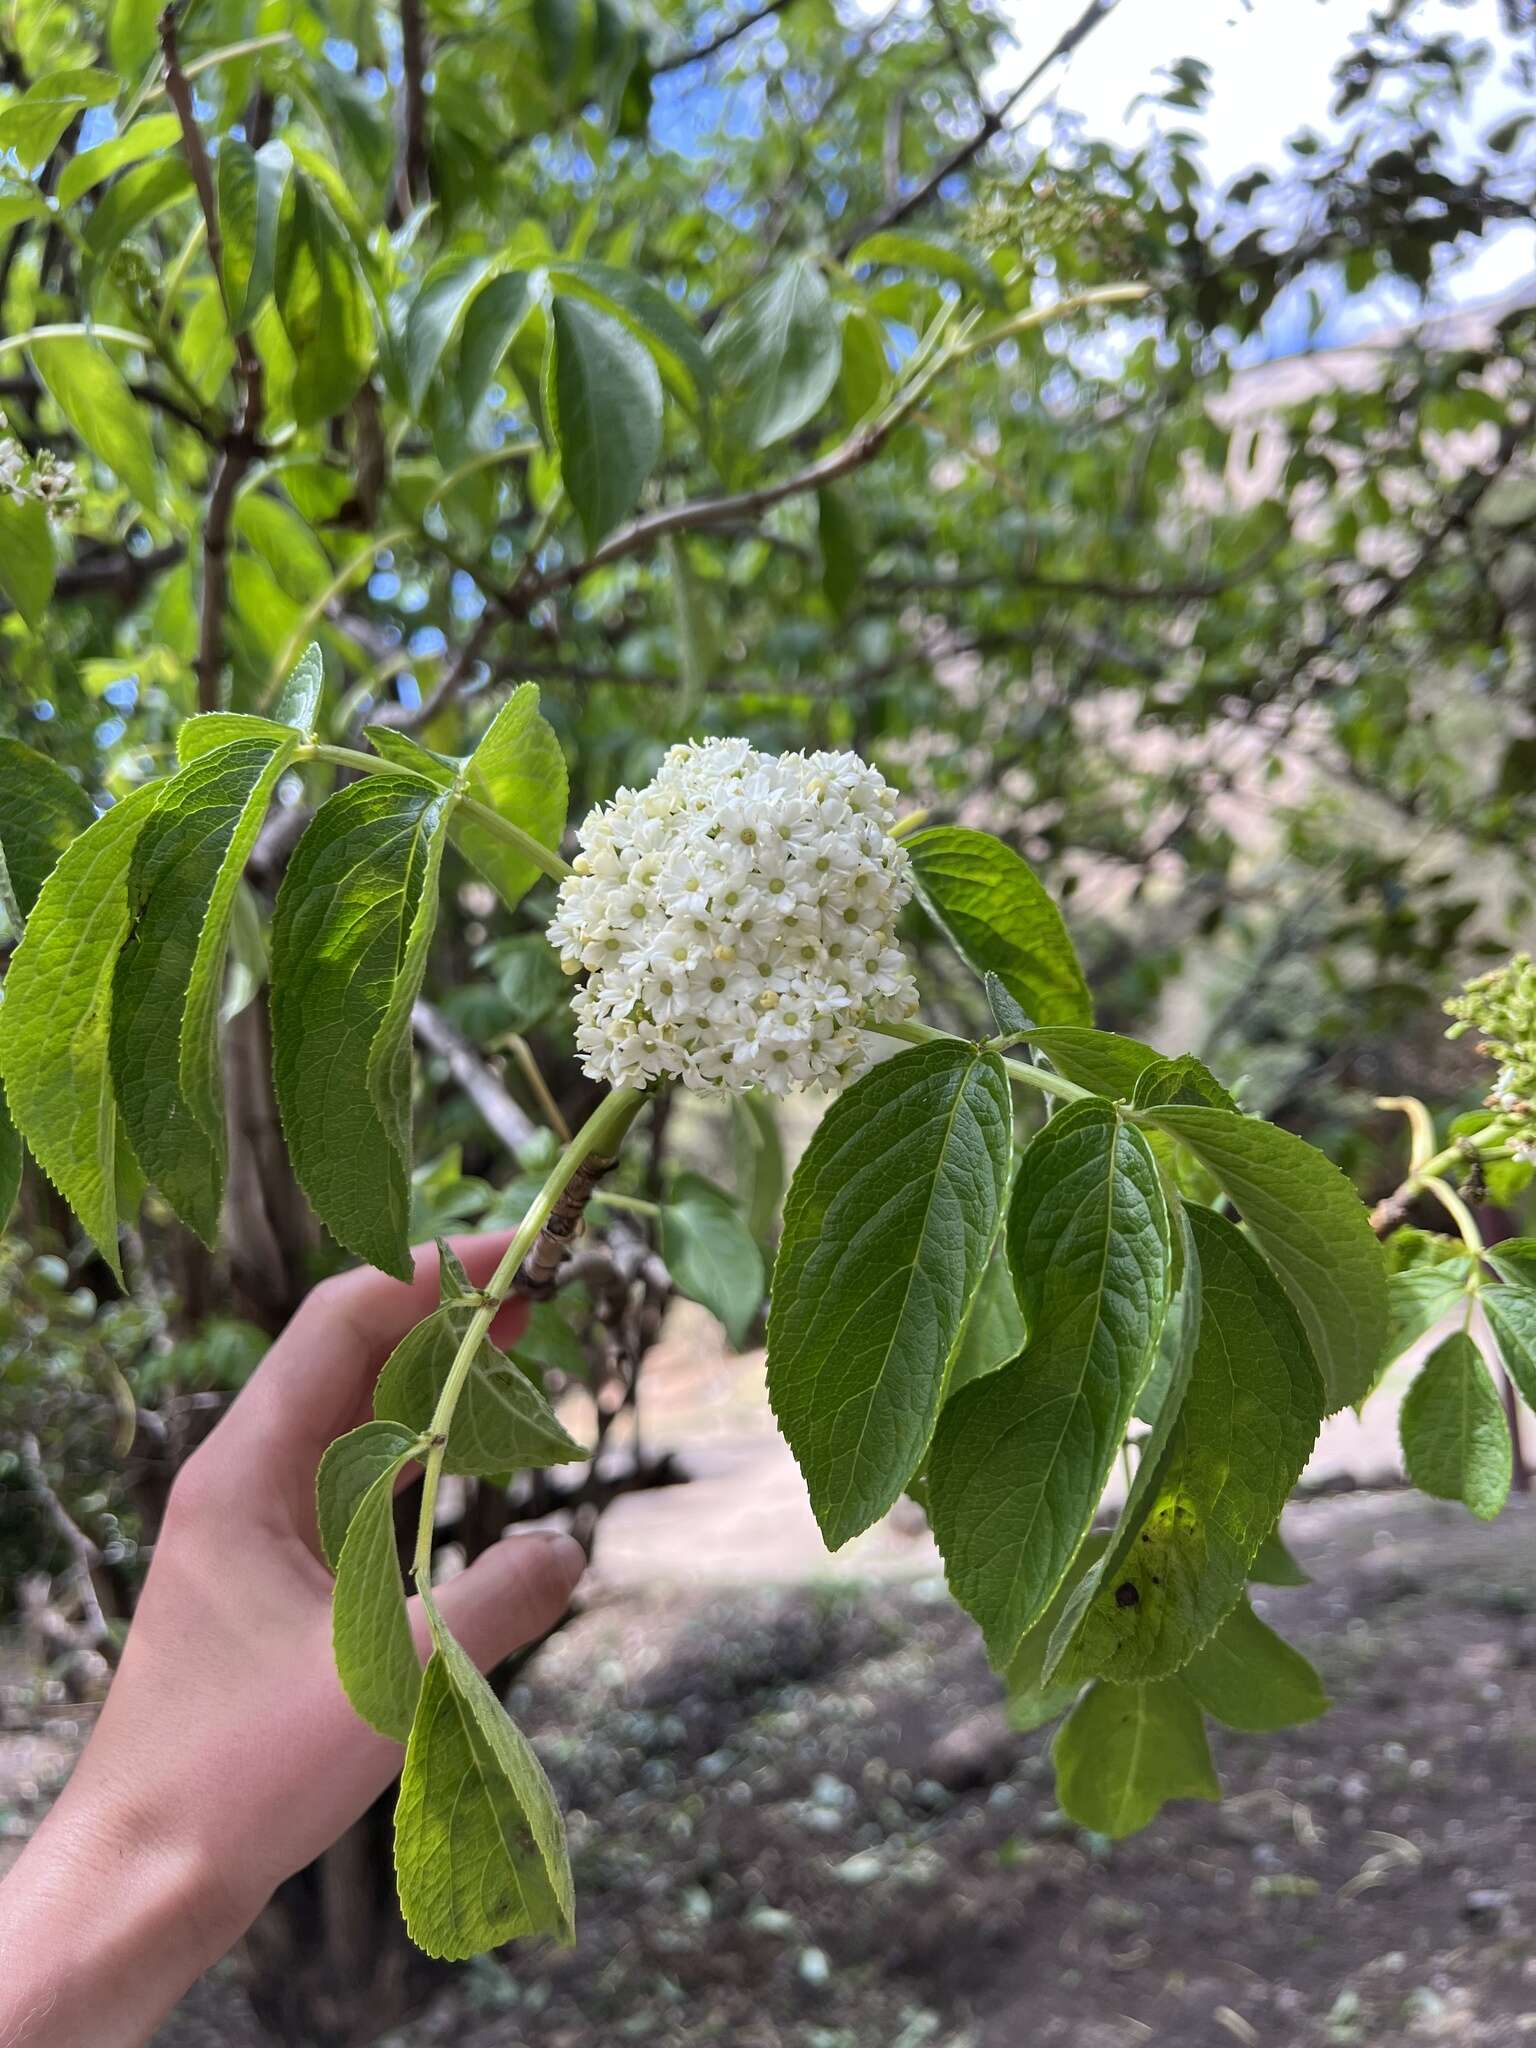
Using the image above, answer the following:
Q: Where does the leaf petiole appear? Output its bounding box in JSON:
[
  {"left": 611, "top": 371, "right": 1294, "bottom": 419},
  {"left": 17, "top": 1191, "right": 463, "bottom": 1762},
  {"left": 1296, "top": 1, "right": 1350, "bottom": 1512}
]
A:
[{"left": 871, "top": 1017, "right": 1092, "bottom": 1104}]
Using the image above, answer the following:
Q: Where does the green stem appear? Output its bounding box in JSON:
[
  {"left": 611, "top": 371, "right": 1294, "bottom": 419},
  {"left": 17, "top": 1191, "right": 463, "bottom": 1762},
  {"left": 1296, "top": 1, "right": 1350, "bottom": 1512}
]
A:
[
  {"left": 411, "top": 1086, "right": 647, "bottom": 1592},
  {"left": 1421, "top": 1174, "right": 1485, "bottom": 1259},
  {"left": 872, "top": 1018, "right": 1091, "bottom": 1104},
  {"left": 300, "top": 742, "right": 574, "bottom": 884}
]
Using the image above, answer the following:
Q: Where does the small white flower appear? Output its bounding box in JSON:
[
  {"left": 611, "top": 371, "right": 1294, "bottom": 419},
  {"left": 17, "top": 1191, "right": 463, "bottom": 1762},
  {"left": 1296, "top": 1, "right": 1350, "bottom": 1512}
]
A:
[{"left": 548, "top": 738, "right": 918, "bottom": 1095}]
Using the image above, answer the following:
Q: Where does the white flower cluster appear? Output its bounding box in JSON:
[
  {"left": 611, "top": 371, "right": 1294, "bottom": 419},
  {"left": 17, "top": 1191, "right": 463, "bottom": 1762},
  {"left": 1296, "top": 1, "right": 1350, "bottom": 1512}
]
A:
[
  {"left": 548, "top": 737, "right": 919, "bottom": 1095},
  {"left": 0, "top": 436, "right": 76, "bottom": 509}
]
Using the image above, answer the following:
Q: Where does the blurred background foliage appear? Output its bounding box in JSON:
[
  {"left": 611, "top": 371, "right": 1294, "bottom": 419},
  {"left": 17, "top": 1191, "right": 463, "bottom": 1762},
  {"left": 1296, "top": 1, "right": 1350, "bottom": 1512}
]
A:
[{"left": 0, "top": 0, "right": 1533, "bottom": 2030}]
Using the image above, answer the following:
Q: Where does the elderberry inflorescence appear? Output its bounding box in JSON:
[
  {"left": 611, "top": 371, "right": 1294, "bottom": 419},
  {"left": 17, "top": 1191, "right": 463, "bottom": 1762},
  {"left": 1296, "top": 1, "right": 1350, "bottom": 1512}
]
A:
[{"left": 548, "top": 737, "right": 919, "bottom": 1095}]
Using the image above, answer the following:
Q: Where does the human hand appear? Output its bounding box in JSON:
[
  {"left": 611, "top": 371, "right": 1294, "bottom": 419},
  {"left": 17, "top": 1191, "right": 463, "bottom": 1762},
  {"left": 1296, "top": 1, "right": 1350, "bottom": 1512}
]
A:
[{"left": 0, "top": 1235, "right": 587, "bottom": 2048}]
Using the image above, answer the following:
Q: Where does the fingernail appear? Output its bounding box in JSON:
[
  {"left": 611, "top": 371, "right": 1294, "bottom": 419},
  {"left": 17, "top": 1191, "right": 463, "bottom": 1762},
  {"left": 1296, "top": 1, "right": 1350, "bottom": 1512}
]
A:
[{"left": 529, "top": 1529, "right": 587, "bottom": 1596}]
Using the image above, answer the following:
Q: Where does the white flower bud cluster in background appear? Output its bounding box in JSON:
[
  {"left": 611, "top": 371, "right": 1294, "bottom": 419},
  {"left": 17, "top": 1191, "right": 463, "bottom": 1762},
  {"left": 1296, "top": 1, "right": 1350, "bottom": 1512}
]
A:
[
  {"left": 548, "top": 737, "right": 919, "bottom": 1095},
  {"left": 0, "top": 436, "right": 76, "bottom": 509}
]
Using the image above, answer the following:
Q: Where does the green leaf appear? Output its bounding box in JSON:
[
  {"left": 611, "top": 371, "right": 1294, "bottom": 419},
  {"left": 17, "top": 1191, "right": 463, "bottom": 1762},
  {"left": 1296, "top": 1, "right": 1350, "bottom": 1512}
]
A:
[
  {"left": 0, "top": 69, "right": 116, "bottom": 169},
  {"left": 369, "top": 683, "right": 567, "bottom": 914},
  {"left": 548, "top": 260, "right": 709, "bottom": 410},
  {"left": 0, "top": 1077, "right": 22, "bottom": 1230},
  {"left": 395, "top": 1617, "right": 574, "bottom": 1958},
  {"left": 547, "top": 296, "right": 663, "bottom": 550},
  {"left": 456, "top": 686, "right": 568, "bottom": 910},
  {"left": 846, "top": 229, "right": 1003, "bottom": 303},
  {"left": 273, "top": 641, "right": 325, "bottom": 732},
  {"left": 1380, "top": 1266, "right": 1470, "bottom": 1379},
  {"left": 1488, "top": 1240, "right": 1536, "bottom": 1292},
  {"left": 0, "top": 494, "right": 56, "bottom": 629},
  {"left": 1248, "top": 1525, "right": 1309, "bottom": 1587},
  {"left": 1003, "top": 1532, "right": 1105, "bottom": 1733},
  {"left": 0, "top": 784, "right": 162, "bottom": 1279},
  {"left": 270, "top": 779, "right": 454, "bottom": 1278},
  {"left": 57, "top": 113, "right": 180, "bottom": 206},
  {"left": 0, "top": 737, "right": 94, "bottom": 925},
  {"left": 907, "top": 827, "right": 1092, "bottom": 1028},
  {"left": 110, "top": 738, "right": 295, "bottom": 1243},
  {"left": 236, "top": 494, "right": 331, "bottom": 604},
  {"left": 403, "top": 255, "right": 497, "bottom": 413},
  {"left": 983, "top": 971, "right": 1032, "bottom": 1044},
  {"left": 373, "top": 1305, "right": 587, "bottom": 1476},
  {"left": 707, "top": 257, "right": 840, "bottom": 452},
  {"left": 1024, "top": 1027, "right": 1161, "bottom": 1099},
  {"left": 219, "top": 139, "right": 290, "bottom": 329},
  {"left": 457, "top": 271, "right": 537, "bottom": 415},
  {"left": 928, "top": 1100, "right": 1171, "bottom": 1666},
  {"left": 945, "top": 1237, "right": 1026, "bottom": 1397},
  {"left": 766, "top": 1041, "right": 1012, "bottom": 1549},
  {"left": 817, "top": 483, "right": 863, "bottom": 617},
  {"left": 332, "top": 1458, "right": 423, "bottom": 1741},
  {"left": 661, "top": 1173, "right": 764, "bottom": 1348},
  {"left": 107, "top": 0, "right": 161, "bottom": 77},
  {"left": 316, "top": 1418, "right": 423, "bottom": 1570},
  {"left": 177, "top": 710, "right": 297, "bottom": 764},
  {"left": 1181, "top": 1599, "right": 1328, "bottom": 1731},
  {"left": 1130, "top": 1055, "right": 1237, "bottom": 1113},
  {"left": 1053, "top": 1679, "right": 1219, "bottom": 1838},
  {"left": 1050, "top": 1203, "right": 1323, "bottom": 1686},
  {"left": 730, "top": 1089, "right": 785, "bottom": 1246},
  {"left": 82, "top": 156, "right": 193, "bottom": 263},
  {"left": 276, "top": 173, "right": 375, "bottom": 427},
  {"left": 31, "top": 337, "right": 160, "bottom": 507},
  {"left": 480, "top": 932, "right": 569, "bottom": 1033},
  {"left": 1484, "top": 1286, "right": 1536, "bottom": 1412},
  {"left": 1142, "top": 1106, "right": 1388, "bottom": 1412},
  {"left": 1399, "top": 1331, "right": 1511, "bottom": 1520}
]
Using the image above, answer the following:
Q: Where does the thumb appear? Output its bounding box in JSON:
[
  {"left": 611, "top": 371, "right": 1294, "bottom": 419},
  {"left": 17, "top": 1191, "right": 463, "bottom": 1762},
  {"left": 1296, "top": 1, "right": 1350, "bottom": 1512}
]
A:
[{"left": 415, "top": 1530, "right": 587, "bottom": 1671}]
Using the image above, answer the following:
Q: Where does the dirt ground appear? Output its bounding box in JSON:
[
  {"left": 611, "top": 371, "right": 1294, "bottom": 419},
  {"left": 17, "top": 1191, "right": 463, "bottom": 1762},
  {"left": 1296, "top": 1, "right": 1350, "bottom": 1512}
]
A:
[{"left": 4, "top": 1317, "right": 1535, "bottom": 2047}]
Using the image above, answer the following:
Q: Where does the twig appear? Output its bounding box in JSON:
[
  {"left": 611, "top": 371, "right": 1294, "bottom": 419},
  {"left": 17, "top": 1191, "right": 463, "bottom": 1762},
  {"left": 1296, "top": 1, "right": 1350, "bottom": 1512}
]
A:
[
  {"left": 395, "top": 0, "right": 430, "bottom": 215},
  {"left": 410, "top": 997, "right": 540, "bottom": 1156},
  {"left": 516, "top": 1152, "right": 620, "bottom": 1299},
  {"left": 16, "top": 1432, "right": 113, "bottom": 1653},
  {"left": 653, "top": 0, "right": 797, "bottom": 74},
  {"left": 161, "top": 2, "right": 264, "bottom": 713},
  {"left": 835, "top": 0, "right": 1118, "bottom": 258}
]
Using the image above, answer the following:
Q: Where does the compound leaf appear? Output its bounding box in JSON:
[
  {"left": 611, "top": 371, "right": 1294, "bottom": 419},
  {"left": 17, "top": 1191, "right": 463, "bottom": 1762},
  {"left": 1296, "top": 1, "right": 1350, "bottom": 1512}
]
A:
[{"left": 766, "top": 1041, "right": 1012, "bottom": 1549}]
